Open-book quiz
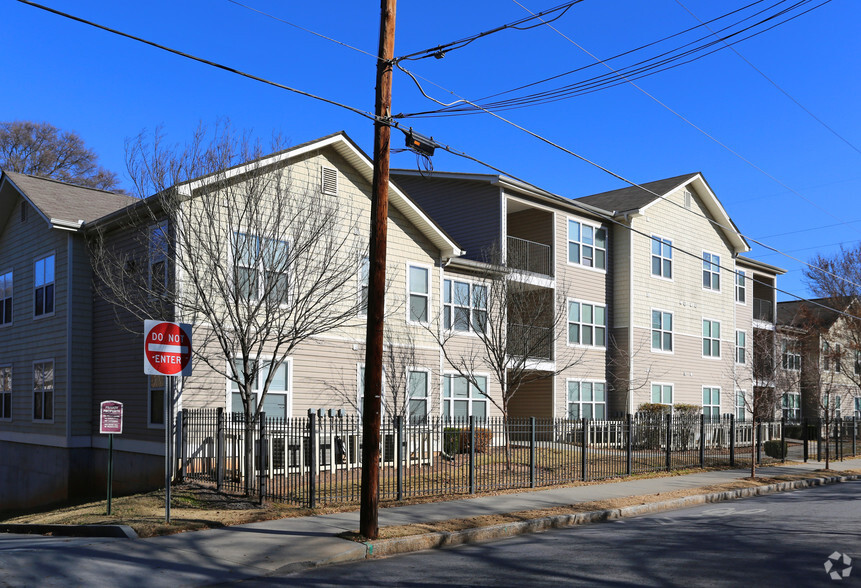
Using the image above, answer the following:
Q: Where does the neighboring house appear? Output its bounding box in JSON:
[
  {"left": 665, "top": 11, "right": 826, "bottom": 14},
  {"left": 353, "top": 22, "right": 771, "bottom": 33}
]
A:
[{"left": 776, "top": 297, "right": 861, "bottom": 422}]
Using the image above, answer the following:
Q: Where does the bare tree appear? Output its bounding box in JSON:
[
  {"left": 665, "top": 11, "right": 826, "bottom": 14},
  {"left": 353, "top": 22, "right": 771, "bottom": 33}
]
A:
[
  {"left": 0, "top": 120, "right": 120, "bottom": 191},
  {"left": 90, "top": 124, "right": 365, "bottom": 494}
]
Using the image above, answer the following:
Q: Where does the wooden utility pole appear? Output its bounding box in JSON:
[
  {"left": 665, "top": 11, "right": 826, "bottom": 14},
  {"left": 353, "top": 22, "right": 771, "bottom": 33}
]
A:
[{"left": 360, "top": 0, "right": 397, "bottom": 540}]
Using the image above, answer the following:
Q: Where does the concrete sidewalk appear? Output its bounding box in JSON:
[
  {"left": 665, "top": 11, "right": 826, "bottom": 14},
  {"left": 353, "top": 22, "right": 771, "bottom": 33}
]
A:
[{"left": 2, "top": 459, "right": 860, "bottom": 587}]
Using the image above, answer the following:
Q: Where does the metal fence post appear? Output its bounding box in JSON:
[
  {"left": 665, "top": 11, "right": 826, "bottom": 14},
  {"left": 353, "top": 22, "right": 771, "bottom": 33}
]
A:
[
  {"left": 530, "top": 417, "right": 536, "bottom": 489},
  {"left": 699, "top": 414, "right": 705, "bottom": 468},
  {"left": 854, "top": 417, "right": 858, "bottom": 457},
  {"left": 216, "top": 407, "right": 224, "bottom": 491},
  {"left": 581, "top": 417, "right": 587, "bottom": 482},
  {"left": 258, "top": 412, "right": 267, "bottom": 504},
  {"left": 817, "top": 420, "right": 822, "bottom": 462},
  {"left": 469, "top": 416, "right": 476, "bottom": 495},
  {"left": 395, "top": 415, "right": 404, "bottom": 501},
  {"left": 803, "top": 417, "right": 809, "bottom": 462},
  {"left": 665, "top": 413, "right": 672, "bottom": 471},
  {"left": 179, "top": 409, "right": 187, "bottom": 482},
  {"left": 781, "top": 417, "right": 786, "bottom": 463},
  {"left": 308, "top": 411, "right": 317, "bottom": 509},
  {"left": 756, "top": 421, "right": 762, "bottom": 465},
  {"left": 729, "top": 414, "right": 735, "bottom": 467},
  {"left": 626, "top": 413, "right": 633, "bottom": 475}
]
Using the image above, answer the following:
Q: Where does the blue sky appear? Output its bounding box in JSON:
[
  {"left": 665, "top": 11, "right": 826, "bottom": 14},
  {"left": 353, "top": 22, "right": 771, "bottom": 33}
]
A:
[{"left": 3, "top": 0, "right": 859, "bottom": 301}]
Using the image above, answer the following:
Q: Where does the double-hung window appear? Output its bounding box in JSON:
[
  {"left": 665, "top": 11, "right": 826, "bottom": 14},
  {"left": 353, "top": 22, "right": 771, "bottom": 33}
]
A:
[
  {"left": 443, "top": 374, "right": 487, "bottom": 420},
  {"left": 651, "top": 310, "right": 673, "bottom": 352},
  {"left": 702, "top": 252, "right": 720, "bottom": 291},
  {"left": 782, "top": 340, "right": 801, "bottom": 370},
  {"left": 568, "top": 220, "right": 607, "bottom": 270},
  {"left": 736, "top": 391, "right": 747, "bottom": 421},
  {"left": 702, "top": 319, "right": 721, "bottom": 358},
  {"left": 149, "top": 222, "right": 168, "bottom": 297},
  {"left": 825, "top": 394, "right": 842, "bottom": 419},
  {"left": 568, "top": 301, "right": 606, "bottom": 347},
  {"left": 230, "top": 358, "right": 291, "bottom": 419},
  {"left": 0, "top": 271, "right": 12, "bottom": 325},
  {"left": 443, "top": 279, "right": 486, "bottom": 333},
  {"left": 358, "top": 257, "right": 370, "bottom": 315},
  {"left": 782, "top": 393, "right": 801, "bottom": 421},
  {"left": 735, "top": 270, "right": 746, "bottom": 303},
  {"left": 408, "top": 265, "right": 429, "bottom": 323},
  {"left": 702, "top": 387, "right": 720, "bottom": 420},
  {"left": 0, "top": 366, "right": 10, "bottom": 420},
  {"left": 149, "top": 375, "right": 166, "bottom": 426},
  {"left": 651, "top": 237, "right": 672, "bottom": 279},
  {"left": 34, "top": 255, "right": 54, "bottom": 317},
  {"left": 736, "top": 330, "right": 746, "bottom": 364},
  {"left": 407, "top": 370, "right": 429, "bottom": 424},
  {"left": 823, "top": 341, "right": 832, "bottom": 371},
  {"left": 33, "top": 360, "right": 53, "bottom": 421},
  {"left": 567, "top": 381, "right": 606, "bottom": 420},
  {"left": 651, "top": 383, "right": 673, "bottom": 405},
  {"left": 855, "top": 397, "right": 861, "bottom": 419},
  {"left": 233, "top": 233, "right": 289, "bottom": 303},
  {"left": 357, "top": 365, "right": 386, "bottom": 418}
]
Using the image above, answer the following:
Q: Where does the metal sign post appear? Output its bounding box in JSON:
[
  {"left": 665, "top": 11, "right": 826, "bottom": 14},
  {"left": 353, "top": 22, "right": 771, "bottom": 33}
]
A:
[{"left": 99, "top": 401, "right": 123, "bottom": 516}]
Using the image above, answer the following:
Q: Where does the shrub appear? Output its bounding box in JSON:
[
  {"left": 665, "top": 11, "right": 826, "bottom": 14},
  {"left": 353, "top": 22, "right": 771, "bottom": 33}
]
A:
[
  {"left": 638, "top": 403, "right": 671, "bottom": 416},
  {"left": 763, "top": 439, "right": 788, "bottom": 459},
  {"left": 443, "top": 427, "right": 492, "bottom": 454}
]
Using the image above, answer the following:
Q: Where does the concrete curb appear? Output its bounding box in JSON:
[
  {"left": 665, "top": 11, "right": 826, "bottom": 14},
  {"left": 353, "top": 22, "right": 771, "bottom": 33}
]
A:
[
  {"left": 0, "top": 523, "right": 138, "bottom": 539},
  {"left": 362, "top": 474, "right": 860, "bottom": 558}
]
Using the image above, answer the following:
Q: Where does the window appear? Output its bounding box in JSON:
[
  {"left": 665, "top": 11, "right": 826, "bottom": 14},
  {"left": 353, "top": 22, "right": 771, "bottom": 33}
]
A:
[
  {"left": 408, "top": 265, "right": 429, "bottom": 323},
  {"left": 782, "top": 340, "right": 801, "bottom": 370},
  {"left": 34, "top": 255, "right": 54, "bottom": 317},
  {"left": 835, "top": 344, "right": 842, "bottom": 373},
  {"left": 651, "top": 237, "right": 672, "bottom": 279},
  {"left": 735, "top": 270, "right": 746, "bottom": 303},
  {"left": 321, "top": 165, "right": 338, "bottom": 195},
  {"left": 651, "top": 310, "right": 673, "bottom": 352},
  {"left": 230, "top": 358, "right": 291, "bottom": 419},
  {"left": 702, "top": 319, "right": 721, "bottom": 358},
  {"left": 407, "top": 370, "right": 429, "bottom": 424},
  {"left": 233, "top": 233, "right": 289, "bottom": 303},
  {"left": 358, "top": 257, "right": 369, "bottom": 315},
  {"left": 0, "top": 271, "right": 11, "bottom": 325},
  {"left": 443, "top": 279, "right": 486, "bottom": 333},
  {"left": 782, "top": 393, "right": 800, "bottom": 421},
  {"left": 568, "top": 301, "right": 606, "bottom": 347},
  {"left": 149, "top": 222, "right": 168, "bottom": 296},
  {"left": 651, "top": 383, "right": 673, "bottom": 405},
  {"left": 0, "top": 366, "right": 10, "bottom": 420},
  {"left": 33, "top": 361, "right": 53, "bottom": 421},
  {"left": 149, "top": 375, "right": 166, "bottom": 426},
  {"left": 443, "top": 374, "right": 487, "bottom": 420},
  {"left": 567, "top": 220, "right": 607, "bottom": 270},
  {"left": 855, "top": 397, "right": 861, "bottom": 419},
  {"left": 855, "top": 350, "right": 861, "bottom": 376},
  {"left": 825, "top": 394, "right": 842, "bottom": 419},
  {"left": 736, "top": 330, "right": 746, "bottom": 364},
  {"left": 567, "top": 381, "right": 606, "bottom": 420},
  {"left": 702, "top": 252, "right": 720, "bottom": 291},
  {"left": 357, "top": 365, "right": 386, "bottom": 418},
  {"left": 736, "top": 391, "right": 747, "bottom": 422},
  {"left": 823, "top": 341, "right": 831, "bottom": 371},
  {"left": 703, "top": 387, "right": 720, "bottom": 420}
]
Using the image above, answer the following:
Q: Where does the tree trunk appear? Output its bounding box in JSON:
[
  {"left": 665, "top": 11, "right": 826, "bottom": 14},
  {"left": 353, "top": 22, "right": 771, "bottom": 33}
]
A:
[{"left": 750, "top": 420, "right": 756, "bottom": 479}]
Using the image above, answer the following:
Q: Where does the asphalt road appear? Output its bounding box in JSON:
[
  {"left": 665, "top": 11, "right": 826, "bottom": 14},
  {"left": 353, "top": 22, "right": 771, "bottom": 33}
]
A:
[{"left": 254, "top": 480, "right": 861, "bottom": 587}]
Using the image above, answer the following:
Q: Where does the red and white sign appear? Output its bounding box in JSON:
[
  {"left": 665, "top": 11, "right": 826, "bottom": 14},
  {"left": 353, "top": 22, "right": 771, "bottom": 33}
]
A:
[
  {"left": 144, "top": 320, "right": 192, "bottom": 376},
  {"left": 100, "top": 400, "right": 124, "bottom": 434}
]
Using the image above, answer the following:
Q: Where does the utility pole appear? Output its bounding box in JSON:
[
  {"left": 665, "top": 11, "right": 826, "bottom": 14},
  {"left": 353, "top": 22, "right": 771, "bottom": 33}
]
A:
[{"left": 360, "top": 0, "right": 397, "bottom": 540}]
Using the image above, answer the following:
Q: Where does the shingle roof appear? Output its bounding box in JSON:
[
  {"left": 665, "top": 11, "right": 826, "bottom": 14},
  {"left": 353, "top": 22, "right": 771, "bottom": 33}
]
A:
[
  {"left": 2, "top": 171, "right": 137, "bottom": 225},
  {"left": 575, "top": 173, "right": 699, "bottom": 212},
  {"left": 776, "top": 297, "right": 853, "bottom": 329}
]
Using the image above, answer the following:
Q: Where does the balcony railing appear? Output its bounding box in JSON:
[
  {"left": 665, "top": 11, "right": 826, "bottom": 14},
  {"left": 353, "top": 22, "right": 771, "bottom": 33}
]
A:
[
  {"left": 507, "top": 236, "right": 552, "bottom": 277},
  {"left": 507, "top": 322, "right": 553, "bottom": 361},
  {"left": 753, "top": 298, "right": 774, "bottom": 323}
]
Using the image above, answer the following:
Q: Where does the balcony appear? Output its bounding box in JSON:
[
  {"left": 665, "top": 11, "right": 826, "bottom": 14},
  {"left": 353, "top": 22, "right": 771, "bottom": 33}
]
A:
[
  {"left": 507, "top": 236, "right": 552, "bottom": 277},
  {"left": 753, "top": 298, "right": 774, "bottom": 323},
  {"left": 507, "top": 322, "right": 553, "bottom": 361}
]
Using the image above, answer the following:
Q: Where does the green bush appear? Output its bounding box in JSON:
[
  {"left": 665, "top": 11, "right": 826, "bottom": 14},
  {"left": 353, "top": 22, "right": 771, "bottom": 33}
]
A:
[
  {"left": 443, "top": 427, "right": 492, "bottom": 454},
  {"left": 763, "top": 440, "right": 787, "bottom": 459},
  {"left": 638, "top": 403, "right": 671, "bottom": 416}
]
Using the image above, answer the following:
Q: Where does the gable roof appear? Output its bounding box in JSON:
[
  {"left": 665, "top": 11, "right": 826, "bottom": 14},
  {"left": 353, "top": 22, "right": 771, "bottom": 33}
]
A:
[
  {"left": 777, "top": 297, "right": 855, "bottom": 331},
  {"left": 0, "top": 171, "right": 136, "bottom": 231},
  {"left": 576, "top": 172, "right": 749, "bottom": 253}
]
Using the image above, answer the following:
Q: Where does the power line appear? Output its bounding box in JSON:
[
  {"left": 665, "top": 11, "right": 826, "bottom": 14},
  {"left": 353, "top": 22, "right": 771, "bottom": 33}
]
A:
[
  {"left": 15, "top": 0, "right": 379, "bottom": 124},
  {"left": 674, "top": 0, "right": 861, "bottom": 158}
]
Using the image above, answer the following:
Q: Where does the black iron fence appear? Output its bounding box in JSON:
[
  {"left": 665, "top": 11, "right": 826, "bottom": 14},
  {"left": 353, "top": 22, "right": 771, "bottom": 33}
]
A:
[{"left": 179, "top": 410, "right": 859, "bottom": 507}]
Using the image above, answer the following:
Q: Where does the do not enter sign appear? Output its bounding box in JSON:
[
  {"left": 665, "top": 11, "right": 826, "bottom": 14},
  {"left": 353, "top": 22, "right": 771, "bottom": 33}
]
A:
[{"left": 144, "top": 320, "right": 192, "bottom": 376}]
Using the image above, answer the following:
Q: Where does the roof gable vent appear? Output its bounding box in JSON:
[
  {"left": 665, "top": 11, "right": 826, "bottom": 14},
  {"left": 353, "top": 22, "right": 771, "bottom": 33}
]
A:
[
  {"left": 20, "top": 202, "right": 27, "bottom": 223},
  {"left": 321, "top": 166, "right": 338, "bottom": 196}
]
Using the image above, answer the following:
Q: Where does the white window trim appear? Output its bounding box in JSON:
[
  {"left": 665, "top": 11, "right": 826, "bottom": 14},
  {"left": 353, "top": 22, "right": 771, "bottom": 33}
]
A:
[
  {"left": 357, "top": 363, "right": 386, "bottom": 419},
  {"left": 0, "top": 364, "right": 11, "bottom": 422},
  {"left": 407, "top": 366, "right": 431, "bottom": 422},
  {"left": 566, "top": 217, "right": 608, "bottom": 273},
  {"left": 32, "top": 358, "right": 54, "bottom": 424},
  {"left": 735, "top": 390, "right": 748, "bottom": 421},
  {"left": 735, "top": 269, "right": 747, "bottom": 305},
  {"left": 702, "top": 250, "right": 721, "bottom": 293},
  {"left": 566, "top": 298, "right": 607, "bottom": 349},
  {"left": 702, "top": 317, "right": 722, "bottom": 360},
  {"left": 442, "top": 277, "right": 487, "bottom": 336},
  {"left": 735, "top": 329, "right": 747, "bottom": 365},
  {"left": 147, "top": 375, "right": 166, "bottom": 430},
  {"left": 33, "top": 252, "right": 56, "bottom": 320},
  {"left": 231, "top": 231, "right": 291, "bottom": 305},
  {"left": 0, "top": 269, "right": 13, "bottom": 328},
  {"left": 650, "top": 382, "right": 674, "bottom": 406},
  {"left": 227, "top": 357, "right": 294, "bottom": 418},
  {"left": 406, "top": 262, "right": 432, "bottom": 325},
  {"left": 441, "top": 371, "right": 489, "bottom": 420},
  {"left": 702, "top": 386, "right": 721, "bottom": 418},
  {"left": 782, "top": 340, "right": 801, "bottom": 371},
  {"left": 650, "top": 308, "right": 674, "bottom": 354},
  {"left": 650, "top": 235, "right": 673, "bottom": 281},
  {"left": 358, "top": 255, "right": 369, "bottom": 317},
  {"left": 566, "top": 379, "right": 607, "bottom": 420}
]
